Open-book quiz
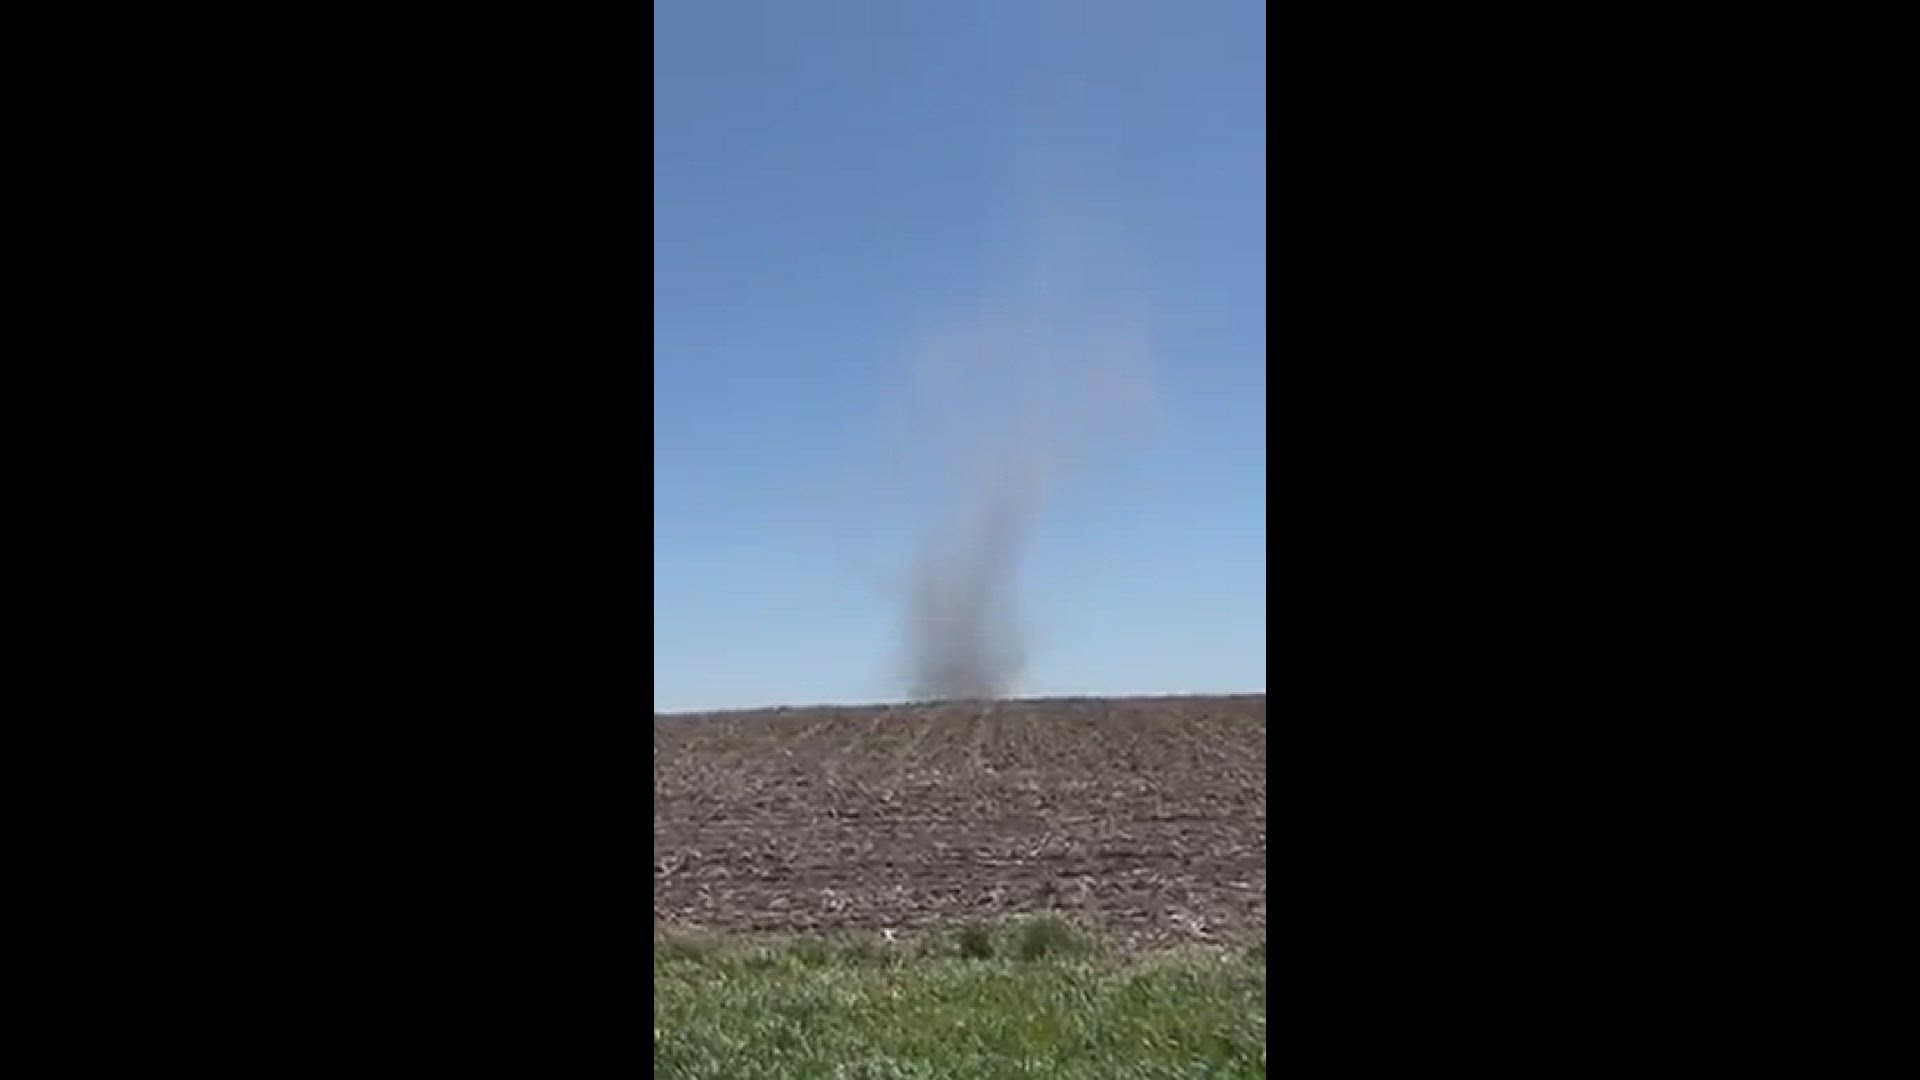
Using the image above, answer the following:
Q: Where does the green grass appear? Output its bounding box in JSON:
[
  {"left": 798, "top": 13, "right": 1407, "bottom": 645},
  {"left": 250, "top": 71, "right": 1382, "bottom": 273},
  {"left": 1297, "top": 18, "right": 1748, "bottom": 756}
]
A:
[{"left": 654, "top": 921, "right": 1266, "bottom": 1079}]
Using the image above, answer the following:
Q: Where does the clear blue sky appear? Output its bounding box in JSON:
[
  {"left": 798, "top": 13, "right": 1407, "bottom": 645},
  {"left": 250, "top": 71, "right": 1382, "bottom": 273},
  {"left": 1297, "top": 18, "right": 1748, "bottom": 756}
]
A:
[{"left": 654, "top": 0, "right": 1265, "bottom": 712}]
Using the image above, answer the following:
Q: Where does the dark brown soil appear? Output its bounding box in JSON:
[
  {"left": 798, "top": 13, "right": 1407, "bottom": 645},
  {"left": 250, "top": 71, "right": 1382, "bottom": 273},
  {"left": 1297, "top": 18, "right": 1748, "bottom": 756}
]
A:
[{"left": 654, "top": 695, "right": 1266, "bottom": 948}]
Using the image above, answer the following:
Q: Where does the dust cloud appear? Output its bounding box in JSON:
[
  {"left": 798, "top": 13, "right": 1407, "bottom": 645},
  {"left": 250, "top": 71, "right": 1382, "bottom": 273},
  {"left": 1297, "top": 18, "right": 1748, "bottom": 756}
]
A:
[{"left": 896, "top": 158, "right": 1156, "bottom": 701}]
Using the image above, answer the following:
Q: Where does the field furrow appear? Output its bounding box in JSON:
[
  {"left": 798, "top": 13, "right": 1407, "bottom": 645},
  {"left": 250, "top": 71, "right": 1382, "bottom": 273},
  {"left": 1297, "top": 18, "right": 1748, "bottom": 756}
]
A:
[{"left": 655, "top": 695, "right": 1266, "bottom": 947}]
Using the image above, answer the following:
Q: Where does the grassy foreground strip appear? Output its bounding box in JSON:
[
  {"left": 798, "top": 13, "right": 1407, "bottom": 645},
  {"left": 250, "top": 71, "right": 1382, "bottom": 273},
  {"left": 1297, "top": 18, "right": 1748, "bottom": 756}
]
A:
[{"left": 654, "top": 920, "right": 1266, "bottom": 1079}]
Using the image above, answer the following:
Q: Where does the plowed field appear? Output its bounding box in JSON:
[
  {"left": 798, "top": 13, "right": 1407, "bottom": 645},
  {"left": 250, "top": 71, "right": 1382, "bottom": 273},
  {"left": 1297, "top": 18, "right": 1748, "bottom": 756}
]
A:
[{"left": 654, "top": 695, "right": 1266, "bottom": 948}]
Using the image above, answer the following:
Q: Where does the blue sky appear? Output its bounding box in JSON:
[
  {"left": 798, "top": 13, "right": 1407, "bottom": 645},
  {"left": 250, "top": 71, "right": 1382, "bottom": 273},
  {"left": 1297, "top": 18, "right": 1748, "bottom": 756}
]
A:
[{"left": 655, "top": 0, "right": 1265, "bottom": 712}]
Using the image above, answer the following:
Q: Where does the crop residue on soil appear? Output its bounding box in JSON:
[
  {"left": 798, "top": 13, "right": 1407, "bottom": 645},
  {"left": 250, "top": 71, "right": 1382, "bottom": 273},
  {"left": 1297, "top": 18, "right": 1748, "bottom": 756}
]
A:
[{"left": 653, "top": 695, "right": 1266, "bottom": 949}]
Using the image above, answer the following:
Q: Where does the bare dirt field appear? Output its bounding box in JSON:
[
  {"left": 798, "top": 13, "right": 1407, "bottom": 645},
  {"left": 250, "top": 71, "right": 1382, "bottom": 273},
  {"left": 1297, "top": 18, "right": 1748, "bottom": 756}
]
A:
[{"left": 654, "top": 695, "right": 1266, "bottom": 948}]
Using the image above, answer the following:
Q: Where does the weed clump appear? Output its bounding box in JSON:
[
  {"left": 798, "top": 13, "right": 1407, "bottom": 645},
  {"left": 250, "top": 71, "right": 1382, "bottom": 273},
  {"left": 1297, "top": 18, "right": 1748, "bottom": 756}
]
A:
[
  {"left": 789, "top": 939, "right": 834, "bottom": 967},
  {"left": 955, "top": 923, "right": 997, "bottom": 960},
  {"left": 655, "top": 934, "right": 721, "bottom": 963},
  {"left": 1012, "top": 915, "right": 1092, "bottom": 961}
]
